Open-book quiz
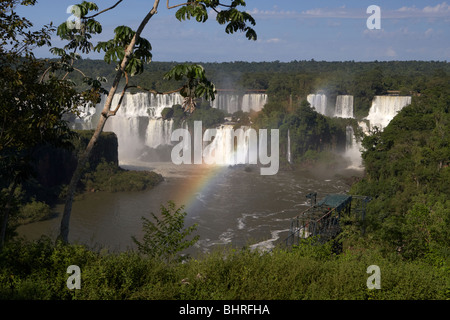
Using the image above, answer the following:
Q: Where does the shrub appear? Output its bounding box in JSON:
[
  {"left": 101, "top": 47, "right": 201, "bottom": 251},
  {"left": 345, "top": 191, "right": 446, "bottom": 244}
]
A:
[
  {"left": 17, "top": 200, "right": 53, "bottom": 224},
  {"left": 132, "top": 201, "right": 199, "bottom": 263},
  {"left": 81, "top": 160, "right": 163, "bottom": 192}
]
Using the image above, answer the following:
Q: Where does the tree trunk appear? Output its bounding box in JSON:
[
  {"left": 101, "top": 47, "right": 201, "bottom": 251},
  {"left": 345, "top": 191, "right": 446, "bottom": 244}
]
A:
[
  {"left": 58, "top": 114, "right": 108, "bottom": 242},
  {"left": 58, "top": 0, "right": 161, "bottom": 243},
  {"left": 0, "top": 180, "right": 18, "bottom": 250}
]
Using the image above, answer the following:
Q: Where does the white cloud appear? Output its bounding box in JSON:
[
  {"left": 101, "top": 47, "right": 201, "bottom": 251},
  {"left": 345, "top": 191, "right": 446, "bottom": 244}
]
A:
[
  {"left": 247, "top": 7, "right": 364, "bottom": 19},
  {"left": 386, "top": 47, "right": 397, "bottom": 57},
  {"left": 423, "top": 2, "right": 450, "bottom": 13},
  {"left": 392, "top": 2, "right": 450, "bottom": 18},
  {"left": 301, "top": 7, "right": 363, "bottom": 19},
  {"left": 266, "top": 38, "right": 281, "bottom": 43},
  {"left": 248, "top": 3, "right": 450, "bottom": 21},
  {"left": 424, "top": 28, "right": 434, "bottom": 38}
]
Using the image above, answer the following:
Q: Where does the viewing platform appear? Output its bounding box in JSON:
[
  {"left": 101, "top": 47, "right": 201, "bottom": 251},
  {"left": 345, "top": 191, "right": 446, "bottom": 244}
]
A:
[{"left": 285, "top": 193, "right": 371, "bottom": 246}]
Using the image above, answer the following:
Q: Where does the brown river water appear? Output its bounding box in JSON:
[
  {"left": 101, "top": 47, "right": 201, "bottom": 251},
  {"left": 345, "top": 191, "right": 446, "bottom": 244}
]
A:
[{"left": 18, "top": 161, "right": 362, "bottom": 254}]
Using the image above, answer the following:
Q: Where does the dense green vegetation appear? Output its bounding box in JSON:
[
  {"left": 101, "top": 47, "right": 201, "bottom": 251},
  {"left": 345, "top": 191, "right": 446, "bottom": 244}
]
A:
[
  {"left": 253, "top": 99, "right": 352, "bottom": 166},
  {"left": 0, "top": 236, "right": 447, "bottom": 300},
  {"left": 0, "top": 0, "right": 82, "bottom": 247},
  {"left": 80, "top": 160, "right": 163, "bottom": 193},
  {"left": 350, "top": 72, "right": 450, "bottom": 263},
  {"left": 162, "top": 101, "right": 226, "bottom": 130}
]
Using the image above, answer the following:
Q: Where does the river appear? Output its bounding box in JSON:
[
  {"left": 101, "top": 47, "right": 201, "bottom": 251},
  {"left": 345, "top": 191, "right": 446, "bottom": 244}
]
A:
[{"left": 17, "top": 161, "right": 362, "bottom": 254}]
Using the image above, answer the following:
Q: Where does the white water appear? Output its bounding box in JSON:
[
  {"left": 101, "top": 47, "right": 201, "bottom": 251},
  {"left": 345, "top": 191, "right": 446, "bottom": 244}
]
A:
[
  {"left": 366, "top": 96, "right": 412, "bottom": 130},
  {"left": 145, "top": 119, "right": 174, "bottom": 149},
  {"left": 344, "top": 126, "right": 363, "bottom": 169},
  {"left": 340, "top": 95, "right": 411, "bottom": 169},
  {"left": 335, "top": 95, "right": 354, "bottom": 118},
  {"left": 241, "top": 93, "right": 268, "bottom": 113},
  {"left": 287, "top": 129, "right": 292, "bottom": 164},
  {"left": 211, "top": 93, "right": 268, "bottom": 114},
  {"left": 203, "top": 125, "right": 258, "bottom": 165},
  {"left": 307, "top": 94, "right": 328, "bottom": 116},
  {"left": 72, "top": 92, "right": 410, "bottom": 170},
  {"left": 72, "top": 92, "right": 268, "bottom": 162}
]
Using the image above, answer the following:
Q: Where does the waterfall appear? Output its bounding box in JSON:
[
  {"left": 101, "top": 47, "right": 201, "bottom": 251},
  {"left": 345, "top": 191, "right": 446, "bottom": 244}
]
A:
[
  {"left": 203, "top": 125, "right": 258, "bottom": 166},
  {"left": 148, "top": 93, "right": 184, "bottom": 118},
  {"left": 71, "top": 91, "right": 269, "bottom": 162},
  {"left": 72, "top": 92, "right": 177, "bottom": 160},
  {"left": 211, "top": 94, "right": 241, "bottom": 114},
  {"left": 307, "top": 94, "right": 327, "bottom": 116},
  {"left": 241, "top": 94, "right": 268, "bottom": 113},
  {"left": 340, "top": 96, "right": 410, "bottom": 168},
  {"left": 211, "top": 93, "right": 268, "bottom": 114},
  {"left": 344, "top": 126, "right": 362, "bottom": 169},
  {"left": 287, "top": 129, "right": 292, "bottom": 164},
  {"left": 145, "top": 119, "right": 174, "bottom": 149},
  {"left": 366, "top": 96, "right": 412, "bottom": 130},
  {"left": 335, "top": 95, "right": 354, "bottom": 118}
]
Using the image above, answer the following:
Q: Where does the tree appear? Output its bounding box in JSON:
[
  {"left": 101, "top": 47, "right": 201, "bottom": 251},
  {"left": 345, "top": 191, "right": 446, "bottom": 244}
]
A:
[
  {"left": 0, "top": 0, "right": 81, "bottom": 248},
  {"left": 51, "top": 0, "right": 257, "bottom": 243},
  {"left": 132, "top": 201, "right": 199, "bottom": 263}
]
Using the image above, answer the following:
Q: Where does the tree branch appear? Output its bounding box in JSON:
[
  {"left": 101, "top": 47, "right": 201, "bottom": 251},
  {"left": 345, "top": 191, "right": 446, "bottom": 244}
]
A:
[
  {"left": 166, "top": 0, "right": 191, "bottom": 10},
  {"left": 59, "top": 0, "right": 162, "bottom": 244},
  {"left": 102, "top": 0, "right": 161, "bottom": 116},
  {"left": 62, "top": 67, "right": 86, "bottom": 81},
  {"left": 110, "top": 72, "right": 129, "bottom": 116},
  {"left": 84, "top": 0, "right": 124, "bottom": 19},
  {"left": 39, "top": 66, "right": 52, "bottom": 84}
]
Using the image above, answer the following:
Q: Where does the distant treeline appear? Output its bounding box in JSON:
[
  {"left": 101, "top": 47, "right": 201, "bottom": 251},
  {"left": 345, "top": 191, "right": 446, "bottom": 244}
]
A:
[{"left": 65, "top": 59, "right": 450, "bottom": 118}]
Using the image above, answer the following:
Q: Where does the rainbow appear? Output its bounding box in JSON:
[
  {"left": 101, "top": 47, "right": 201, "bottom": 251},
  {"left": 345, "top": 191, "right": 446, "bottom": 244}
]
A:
[{"left": 171, "top": 164, "right": 230, "bottom": 213}]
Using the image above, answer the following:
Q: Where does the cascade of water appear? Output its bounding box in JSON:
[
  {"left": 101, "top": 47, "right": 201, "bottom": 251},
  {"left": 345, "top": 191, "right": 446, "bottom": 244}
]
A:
[
  {"left": 287, "top": 129, "right": 292, "bottom": 164},
  {"left": 148, "top": 92, "right": 184, "bottom": 118},
  {"left": 366, "top": 96, "right": 412, "bottom": 130},
  {"left": 145, "top": 118, "right": 174, "bottom": 149},
  {"left": 71, "top": 92, "right": 269, "bottom": 162},
  {"left": 344, "top": 126, "right": 362, "bottom": 169},
  {"left": 211, "top": 93, "right": 268, "bottom": 114},
  {"left": 203, "top": 125, "right": 258, "bottom": 166},
  {"left": 307, "top": 94, "right": 327, "bottom": 116},
  {"left": 335, "top": 95, "right": 354, "bottom": 118},
  {"left": 241, "top": 93, "right": 268, "bottom": 113},
  {"left": 211, "top": 94, "right": 241, "bottom": 114}
]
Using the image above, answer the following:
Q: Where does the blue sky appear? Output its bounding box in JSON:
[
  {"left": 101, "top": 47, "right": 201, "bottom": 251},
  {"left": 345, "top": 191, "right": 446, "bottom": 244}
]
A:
[{"left": 16, "top": 0, "right": 450, "bottom": 62}]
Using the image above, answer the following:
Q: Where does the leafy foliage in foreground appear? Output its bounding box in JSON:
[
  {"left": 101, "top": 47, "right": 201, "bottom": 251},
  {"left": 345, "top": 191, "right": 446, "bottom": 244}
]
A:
[
  {"left": 132, "top": 201, "right": 199, "bottom": 263},
  {"left": 0, "top": 237, "right": 447, "bottom": 300}
]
